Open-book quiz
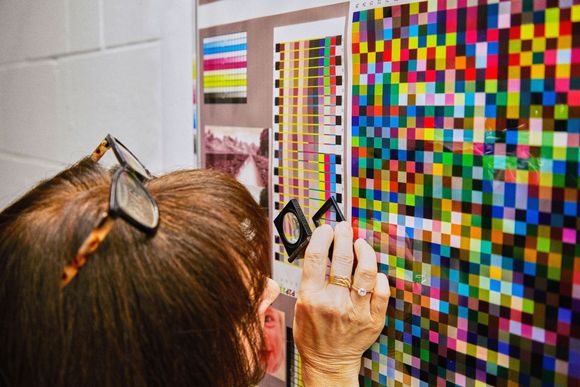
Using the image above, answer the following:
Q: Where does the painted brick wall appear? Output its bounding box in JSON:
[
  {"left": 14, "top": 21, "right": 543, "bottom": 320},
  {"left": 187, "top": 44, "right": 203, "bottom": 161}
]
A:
[{"left": 0, "top": 0, "right": 195, "bottom": 209}]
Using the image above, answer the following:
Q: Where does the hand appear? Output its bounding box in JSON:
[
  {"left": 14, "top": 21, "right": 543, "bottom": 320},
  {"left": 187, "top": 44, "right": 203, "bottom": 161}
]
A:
[{"left": 293, "top": 222, "right": 390, "bottom": 386}]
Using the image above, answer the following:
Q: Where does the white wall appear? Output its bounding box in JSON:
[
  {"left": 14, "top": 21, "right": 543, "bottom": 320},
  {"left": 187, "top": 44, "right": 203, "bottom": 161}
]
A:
[{"left": 0, "top": 0, "right": 195, "bottom": 209}]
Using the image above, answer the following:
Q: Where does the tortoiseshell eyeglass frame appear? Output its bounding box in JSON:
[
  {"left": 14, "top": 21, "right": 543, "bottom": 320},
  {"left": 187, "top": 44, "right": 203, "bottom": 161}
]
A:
[{"left": 60, "top": 134, "right": 159, "bottom": 289}]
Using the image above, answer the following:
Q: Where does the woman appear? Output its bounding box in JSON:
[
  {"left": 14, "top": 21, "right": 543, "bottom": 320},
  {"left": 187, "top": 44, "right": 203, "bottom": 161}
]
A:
[{"left": 0, "top": 135, "right": 390, "bottom": 386}]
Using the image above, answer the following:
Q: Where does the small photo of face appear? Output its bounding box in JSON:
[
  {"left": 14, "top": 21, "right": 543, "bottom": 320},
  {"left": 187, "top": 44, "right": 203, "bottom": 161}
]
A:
[{"left": 261, "top": 307, "right": 286, "bottom": 382}]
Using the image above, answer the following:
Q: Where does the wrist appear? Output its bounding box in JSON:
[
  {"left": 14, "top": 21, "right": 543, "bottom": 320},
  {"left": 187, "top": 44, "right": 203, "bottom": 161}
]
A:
[{"left": 301, "top": 359, "right": 360, "bottom": 387}]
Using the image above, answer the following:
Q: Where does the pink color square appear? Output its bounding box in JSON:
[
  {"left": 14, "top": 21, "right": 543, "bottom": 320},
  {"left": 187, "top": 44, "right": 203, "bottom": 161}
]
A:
[
  {"left": 445, "top": 94, "right": 455, "bottom": 105},
  {"left": 516, "top": 145, "right": 530, "bottom": 158},
  {"left": 429, "top": 330, "right": 439, "bottom": 343},
  {"left": 455, "top": 374, "right": 467, "bottom": 386},
  {"left": 511, "top": 1, "right": 522, "bottom": 13},
  {"left": 563, "top": 228, "right": 576, "bottom": 244},
  {"left": 573, "top": 48, "right": 580, "bottom": 64},
  {"left": 545, "top": 331, "right": 557, "bottom": 346},
  {"left": 499, "top": 317, "right": 509, "bottom": 331},
  {"left": 395, "top": 277, "right": 405, "bottom": 289},
  {"left": 508, "top": 78, "right": 520, "bottom": 92},
  {"left": 555, "top": 78, "right": 569, "bottom": 92},
  {"left": 430, "top": 286, "right": 440, "bottom": 299},
  {"left": 545, "top": 49, "right": 558, "bottom": 65},
  {"left": 521, "top": 323, "right": 532, "bottom": 338},
  {"left": 412, "top": 282, "right": 422, "bottom": 293},
  {"left": 448, "top": 338, "right": 457, "bottom": 350},
  {"left": 466, "top": 30, "right": 477, "bottom": 45}
]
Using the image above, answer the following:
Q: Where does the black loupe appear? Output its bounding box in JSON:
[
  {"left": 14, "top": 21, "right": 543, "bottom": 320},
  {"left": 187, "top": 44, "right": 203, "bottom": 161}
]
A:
[{"left": 274, "top": 196, "right": 345, "bottom": 263}]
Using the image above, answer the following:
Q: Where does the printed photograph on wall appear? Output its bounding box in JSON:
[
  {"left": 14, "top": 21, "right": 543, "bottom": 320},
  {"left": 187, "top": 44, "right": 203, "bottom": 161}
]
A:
[
  {"left": 204, "top": 125, "right": 269, "bottom": 209},
  {"left": 261, "top": 307, "right": 287, "bottom": 384}
]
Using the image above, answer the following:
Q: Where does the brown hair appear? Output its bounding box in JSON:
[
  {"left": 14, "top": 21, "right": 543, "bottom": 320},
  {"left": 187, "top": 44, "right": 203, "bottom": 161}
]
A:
[{"left": 0, "top": 158, "right": 270, "bottom": 386}]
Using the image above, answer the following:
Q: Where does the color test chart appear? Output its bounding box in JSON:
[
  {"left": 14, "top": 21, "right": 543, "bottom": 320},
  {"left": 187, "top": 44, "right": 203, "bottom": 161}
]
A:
[
  {"left": 202, "top": 32, "right": 247, "bottom": 104},
  {"left": 271, "top": 17, "right": 346, "bottom": 296},
  {"left": 349, "top": 0, "right": 580, "bottom": 385}
]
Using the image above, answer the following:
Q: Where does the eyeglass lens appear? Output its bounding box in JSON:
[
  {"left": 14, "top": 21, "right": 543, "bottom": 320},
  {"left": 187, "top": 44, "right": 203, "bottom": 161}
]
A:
[
  {"left": 115, "top": 170, "right": 158, "bottom": 229},
  {"left": 114, "top": 140, "right": 151, "bottom": 179}
]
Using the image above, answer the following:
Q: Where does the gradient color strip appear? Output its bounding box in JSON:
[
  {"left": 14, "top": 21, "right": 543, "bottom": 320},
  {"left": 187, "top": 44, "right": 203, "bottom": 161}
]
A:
[
  {"left": 202, "top": 32, "right": 247, "bottom": 104},
  {"left": 272, "top": 35, "right": 345, "bottom": 268}
]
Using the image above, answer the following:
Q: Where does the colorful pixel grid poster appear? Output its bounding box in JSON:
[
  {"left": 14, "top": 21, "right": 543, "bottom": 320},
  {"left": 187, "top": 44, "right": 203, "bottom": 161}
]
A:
[
  {"left": 349, "top": 0, "right": 580, "bottom": 385},
  {"left": 202, "top": 32, "right": 247, "bottom": 103},
  {"left": 271, "top": 18, "right": 346, "bottom": 297}
]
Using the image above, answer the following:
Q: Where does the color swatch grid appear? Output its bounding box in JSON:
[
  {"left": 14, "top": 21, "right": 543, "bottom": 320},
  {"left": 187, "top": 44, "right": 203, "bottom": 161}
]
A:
[
  {"left": 350, "top": 1, "right": 580, "bottom": 385},
  {"left": 272, "top": 35, "right": 345, "bottom": 264},
  {"left": 202, "top": 32, "right": 247, "bottom": 103},
  {"left": 287, "top": 327, "right": 303, "bottom": 386}
]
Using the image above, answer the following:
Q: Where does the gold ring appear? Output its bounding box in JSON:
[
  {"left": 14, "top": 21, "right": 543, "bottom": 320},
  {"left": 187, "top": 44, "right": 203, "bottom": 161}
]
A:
[
  {"left": 329, "top": 275, "right": 352, "bottom": 288},
  {"left": 351, "top": 285, "right": 374, "bottom": 297}
]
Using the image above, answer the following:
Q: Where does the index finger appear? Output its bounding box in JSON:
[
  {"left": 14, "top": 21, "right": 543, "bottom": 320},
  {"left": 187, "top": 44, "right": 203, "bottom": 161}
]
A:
[{"left": 301, "top": 224, "right": 333, "bottom": 292}]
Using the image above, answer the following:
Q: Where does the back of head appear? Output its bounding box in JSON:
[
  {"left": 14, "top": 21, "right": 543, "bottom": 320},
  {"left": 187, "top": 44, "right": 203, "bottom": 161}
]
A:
[{"left": 0, "top": 159, "right": 270, "bottom": 387}]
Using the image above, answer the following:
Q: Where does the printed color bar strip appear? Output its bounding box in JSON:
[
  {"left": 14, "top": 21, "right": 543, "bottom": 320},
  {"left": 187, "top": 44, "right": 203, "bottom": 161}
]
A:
[
  {"left": 272, "top": 35, "right": 345, "bottom": 265},
  {"left": 203, "top": 32, "right": 247, "bottom": 104},
  {"left": 351, "top": 0, "right": 580, "bottom": 385}
]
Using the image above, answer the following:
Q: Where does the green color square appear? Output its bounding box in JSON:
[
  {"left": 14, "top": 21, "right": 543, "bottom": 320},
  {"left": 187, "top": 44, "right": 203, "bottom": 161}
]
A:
[
  {"left": 443, "top": 153, "right": 453, "bottom": 165},
  {"left": 548, "top": 265, "right": 561, "bottom": 281},
  {"left": 496, "top": 92, "right": 508, "bottom": 106},
  {"left": 555, "top": 104, "right": 568, "bottom": 119},
  {"left": 359, "top": 10, "right": 368, "bottom": 22},
  {"left": 420, "top": 348, "right": 430, "bottom": 361},
  {"left": 553, "top": 174, "right": 565, "bottom": 187},
  {"left": 537, "top": 237, "right": 550, "bottom": 252},
  {"left": 522, "top": 298, "right": 534, "bottom": 314}
]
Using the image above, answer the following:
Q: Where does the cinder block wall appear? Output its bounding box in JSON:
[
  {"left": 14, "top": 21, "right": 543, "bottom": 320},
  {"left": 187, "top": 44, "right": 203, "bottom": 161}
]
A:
[{"left": 0, "top": 0, "right": 195, "bottom": 209}]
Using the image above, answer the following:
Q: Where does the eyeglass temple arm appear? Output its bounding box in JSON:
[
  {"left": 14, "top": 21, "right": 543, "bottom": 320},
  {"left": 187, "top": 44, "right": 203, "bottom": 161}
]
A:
[
  {"left": 60, "top": 215, "right": 116, "bottom": 289},
  {"left": 91, "top": 139, "right": 111, "bottom": 162}
]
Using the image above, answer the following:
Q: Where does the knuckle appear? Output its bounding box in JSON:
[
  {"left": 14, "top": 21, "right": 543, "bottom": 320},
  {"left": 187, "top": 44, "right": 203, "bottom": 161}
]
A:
[
  {"left": 306, "top": 249, "right": 327, "bottom": 263},
  {"left": 333, "top": 252, "right": 352, "bottom": 263},
  {"left": 317, "top": 303, "right": 344, "bottom": 320},
  {"left": 374, "top": 290, "right": 390, "bottom": 304},
  {"left": 351, "top": 310, "right": 371, "bottom": 325},
  {"left": 357, "top": 268, "right": 376, "bottom": 283}
]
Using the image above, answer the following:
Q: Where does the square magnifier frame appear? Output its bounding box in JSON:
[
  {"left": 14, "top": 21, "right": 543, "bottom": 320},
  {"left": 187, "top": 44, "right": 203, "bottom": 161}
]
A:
[
  {"left": 312, "top": 196, "right": 345, "bottom": 227},
  {"left": 273, "top": 199, "right": 312, "bottom": 263}
]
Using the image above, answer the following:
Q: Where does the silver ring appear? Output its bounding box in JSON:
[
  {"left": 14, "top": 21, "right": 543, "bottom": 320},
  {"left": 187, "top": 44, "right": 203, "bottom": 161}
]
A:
[{"left": 351, "top": 285, "right": 373, "bottom": 296}]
